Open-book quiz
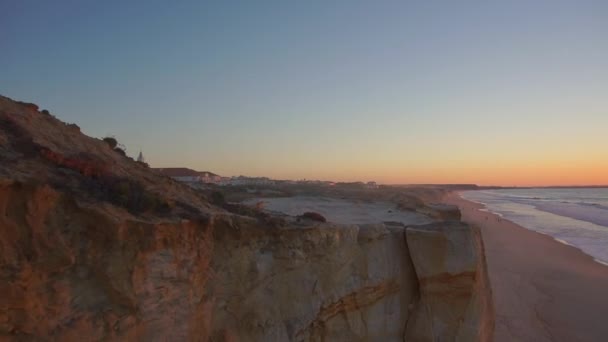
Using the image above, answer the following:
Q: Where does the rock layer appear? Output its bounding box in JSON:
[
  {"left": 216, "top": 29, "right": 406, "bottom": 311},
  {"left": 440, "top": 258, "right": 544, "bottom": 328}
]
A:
[
  {"left": 0, "top": 181, "right": 214, "bottom": 340},
  {"left": 0, "top": 95, "right": 493, "bottom": 341},
  {"left": 204, "top": 219, "right": 494, "bottom": 341},
  {"left": 205, "top": 222, "right": 419, "bottom": 341},
  {"left": 405, "top": 222, "right": 494, "bottom": 341}
]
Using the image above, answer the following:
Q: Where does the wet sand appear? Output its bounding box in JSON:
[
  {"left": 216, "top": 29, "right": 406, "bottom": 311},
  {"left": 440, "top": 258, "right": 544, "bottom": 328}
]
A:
[{"left": 445, "top": 192, "right": 608, "bottom": 342}]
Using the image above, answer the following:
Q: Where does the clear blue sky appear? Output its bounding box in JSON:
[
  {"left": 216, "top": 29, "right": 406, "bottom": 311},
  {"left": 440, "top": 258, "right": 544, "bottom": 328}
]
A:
[{"left": 2, "top": 1, "right": 607, "bottom": 185}]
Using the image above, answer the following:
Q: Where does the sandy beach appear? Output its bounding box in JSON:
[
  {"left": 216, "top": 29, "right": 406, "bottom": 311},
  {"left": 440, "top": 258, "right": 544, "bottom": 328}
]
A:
[{"left": 445, "top": 192, "right": 608, "bottom": 342}]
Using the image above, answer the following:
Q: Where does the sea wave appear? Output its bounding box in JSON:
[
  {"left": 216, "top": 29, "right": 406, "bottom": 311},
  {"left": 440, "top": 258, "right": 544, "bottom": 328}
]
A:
[
  {"left": 532, "top": 201, "right": 608, "bottom": 228},
  {"left": 461, "top": 188, "right": 608, "bottom": 265}
]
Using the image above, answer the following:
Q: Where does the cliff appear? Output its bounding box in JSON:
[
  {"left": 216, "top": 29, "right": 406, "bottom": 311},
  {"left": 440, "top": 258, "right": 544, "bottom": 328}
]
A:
[
  {"left": 0, "top": 181, "right": 213, "bottom": 340},
  {"left": 207, "top": 221, "right": 416, "bottom": 341},
  {"left": 0, "top": 96, "right": 492, "bottom": 341},
  {"left": 206, "top": 220, "right": 493, "bottom": 341}
]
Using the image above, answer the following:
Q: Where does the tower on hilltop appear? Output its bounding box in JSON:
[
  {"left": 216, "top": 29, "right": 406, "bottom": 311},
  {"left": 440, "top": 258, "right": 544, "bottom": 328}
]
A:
[{"left": 137, "top": 150, "right": 145, "bottom": 163}]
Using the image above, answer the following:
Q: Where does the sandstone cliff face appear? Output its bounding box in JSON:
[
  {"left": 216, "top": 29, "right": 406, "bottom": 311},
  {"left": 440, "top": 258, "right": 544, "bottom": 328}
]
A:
[
  {"left": 0, "top": 182, "right": 492, "bottom": 341},
  {"left": 0, "top": 96, "right": 493, "bottom": 341},
  {"left": 0, "top": 181, "right": 214, "bottom": 340},
  {"left": 405, "top": 222, "right": 494, "bottom": 342},
  {"left": 205, "top": 218, "right": 494, "bottom": 342},
  {"left": 0, "top": 95, "right": 218, "bottom": 340},
  {"left": 206, "top": 221, "right": 418, "bottom": 341}
]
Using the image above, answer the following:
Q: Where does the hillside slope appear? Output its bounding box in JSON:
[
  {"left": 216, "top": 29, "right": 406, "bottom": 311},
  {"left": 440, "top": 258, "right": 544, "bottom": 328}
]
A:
[
  {"left": 0, "top": 96, "right": 492, "bottom": 341},
  {"left": 0, "top": 95, "right": 222, "bottom": 339}
]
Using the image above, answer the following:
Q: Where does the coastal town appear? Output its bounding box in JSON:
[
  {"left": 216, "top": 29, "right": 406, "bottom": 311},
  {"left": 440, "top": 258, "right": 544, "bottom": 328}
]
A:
[{"left": 152, "top": 164, "right": 379, "bottom": 189}]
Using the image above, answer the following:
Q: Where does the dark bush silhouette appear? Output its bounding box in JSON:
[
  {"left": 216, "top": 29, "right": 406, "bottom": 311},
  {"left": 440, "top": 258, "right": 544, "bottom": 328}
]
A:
[
  {"left": 300, "top": 211, "right": 326, "bottom": 222},
  {"left": 79, "top": 175, "right": 170, "bottom": 215},
  {"left": 0, "top": 117, "right": 40, "bottom": 157},
  {"left": 210, "top": 191, "right": 225, "bottom": 206},
  {"left": 103, "top": 178, "right": 169, "bottom": 214},
  {"left": 102, "top": 137, "right": 128, "bottom": 156},
  {"left": 114, "top": 147, "right": 126, "bottom": 156},
  {"left": 103, "top": 137, "right": 118, "bottom": 149},
  {"left": 40, "top": 109, "right": 50, "bottom": 116}
]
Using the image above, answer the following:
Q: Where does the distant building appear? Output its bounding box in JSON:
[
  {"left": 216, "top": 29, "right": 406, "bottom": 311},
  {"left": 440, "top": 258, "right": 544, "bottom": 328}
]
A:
[
  {"left": 366, "top": 181, "right": 379, "bottom": 189},
  {"left": 219, "top": 177, "right": 232, "bottom": 186},
  {"left": 199, "top": 171, "right": 222, "bottom": 184},
  {"left": 222, "top": 176, "right": 275, "bottom": 186},
  {"left": 154, "top": 168, "right": 203, "bottom": 183},
  {"left": 153, "top": 168, "right": 281, "bottom": 187},
  {"left": 154, "top": 168, "right": 224, "bottom": 184}
]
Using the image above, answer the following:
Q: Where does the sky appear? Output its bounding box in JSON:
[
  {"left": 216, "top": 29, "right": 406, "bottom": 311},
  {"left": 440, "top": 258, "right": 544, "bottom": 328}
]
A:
[{"left": 1, "top": 0, "right": 607, "bottom": 186}]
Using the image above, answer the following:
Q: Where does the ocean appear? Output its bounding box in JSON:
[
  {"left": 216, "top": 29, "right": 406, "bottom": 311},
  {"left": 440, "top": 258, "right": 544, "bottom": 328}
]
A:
[{"left": 461, "top": 188, "right": 608, "bottom": 265}]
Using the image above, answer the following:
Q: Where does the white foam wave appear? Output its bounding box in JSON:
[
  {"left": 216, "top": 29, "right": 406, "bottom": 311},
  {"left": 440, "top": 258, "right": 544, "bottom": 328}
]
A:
[
  {"left": 461, "top": 188, "right": 608, "bottom": 265},
  {"left": 594, "top": 259, "right": 608, "bottom": 267}
]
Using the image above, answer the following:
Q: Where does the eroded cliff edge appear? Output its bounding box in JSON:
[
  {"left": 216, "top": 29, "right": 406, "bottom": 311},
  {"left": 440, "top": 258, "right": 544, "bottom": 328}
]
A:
[
  {"left": 405, "top": 222, "right": 494, "bottom": 342},
  {"left": 206, "top": 219, "right": 493, "bottom": 341},
  {"left": 206, "top": 221, "right": 417, "bottom": 341},
  {"left": 0, "top": 181, "right": 213, "bottom": 340},
  {"left": 0, "top": 96, "right": 493, "bottom": 341}
]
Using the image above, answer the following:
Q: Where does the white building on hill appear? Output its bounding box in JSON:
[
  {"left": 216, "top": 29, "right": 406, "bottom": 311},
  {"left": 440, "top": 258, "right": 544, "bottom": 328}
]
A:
[{"left": 154, "top": 168, "right": 223, "bottom": 184}]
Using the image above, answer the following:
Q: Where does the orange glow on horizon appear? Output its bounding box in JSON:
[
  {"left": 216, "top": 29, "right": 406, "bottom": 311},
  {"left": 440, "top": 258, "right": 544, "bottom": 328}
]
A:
[
  {"left": 381, "top": 165, "right": 608, "bottom": 187},
  {"left": 223, "top": 160, "right": 608, "bottom": 187}
]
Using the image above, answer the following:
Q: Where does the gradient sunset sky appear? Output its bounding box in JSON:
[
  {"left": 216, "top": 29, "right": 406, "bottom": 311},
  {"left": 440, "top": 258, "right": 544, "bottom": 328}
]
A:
[{"left": 2, "top": 1, "right": 607, "bottom": 186}]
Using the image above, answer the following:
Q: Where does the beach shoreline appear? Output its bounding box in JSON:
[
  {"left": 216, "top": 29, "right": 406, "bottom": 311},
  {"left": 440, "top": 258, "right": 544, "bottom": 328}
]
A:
[
  {"left": 444, "top": 191, "right": 608, "bottom": 342},
  {"left": 459, "top": 191, "right": 608, "bottom": 268}
]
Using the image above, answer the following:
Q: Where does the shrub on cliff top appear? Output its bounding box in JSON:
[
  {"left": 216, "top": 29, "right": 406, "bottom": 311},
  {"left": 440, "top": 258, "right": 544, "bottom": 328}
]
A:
[
  {"left": 102, "top": 136, "right": 128, "bottom": 157},
  {"left": 210, "top": 191, "right": 225, "bottom": 206},
  {"left": 100, "top": 177, "right": 170, "bottom": 215},
  {"left": 102, "top": 137, "right": 118, "bottom": 149}
]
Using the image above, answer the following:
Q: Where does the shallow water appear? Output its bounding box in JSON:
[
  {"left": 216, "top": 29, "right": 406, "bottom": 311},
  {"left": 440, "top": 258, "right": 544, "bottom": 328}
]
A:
[
  {"left": 462, "top": 188, "right": 608, "bottom": 264},
  {"left": 244, "top": 196, "right": 432, "bottom": 226}
]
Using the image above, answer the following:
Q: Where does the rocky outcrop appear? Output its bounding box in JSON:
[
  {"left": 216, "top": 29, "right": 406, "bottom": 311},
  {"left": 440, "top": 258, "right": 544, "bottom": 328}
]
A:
[
  {"left": 0, "top": 95, "right": 493, "bottom": 341},
  {"left": 405, "top": 222, "right": 494, "bottom": 341},
  {"left": 204, "top": 219, "right": 494, "bottom": 341},
  {"left": 205, "top": 222, "right": 418, "bottom": 341},
  {"left": 418, "top": 204, "right": 462, "bottom": 221},
  {"left": 0, "top": 182, "right": 492, "bottom": 341},
  {"left": 0, "top": 181, "right": 214, "bottom": 340}
]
